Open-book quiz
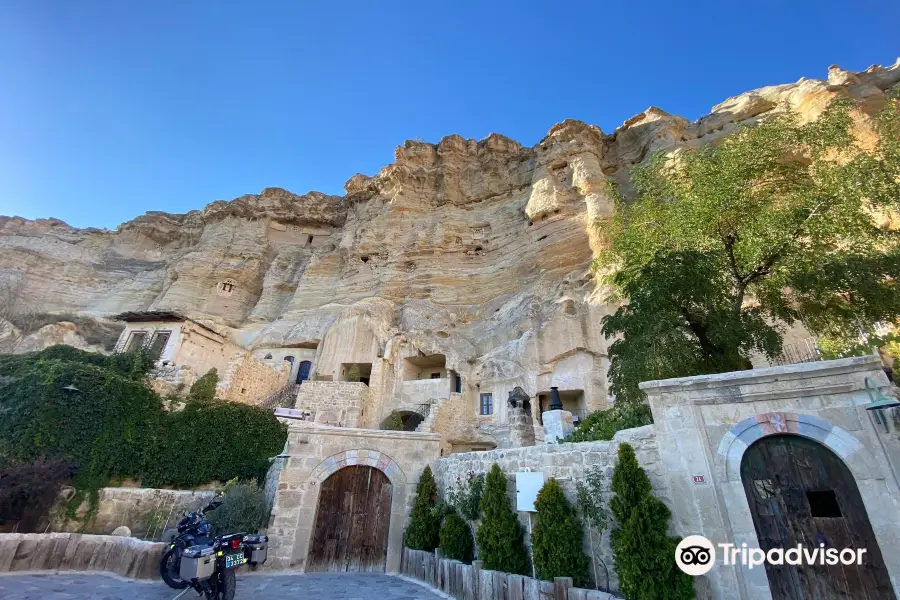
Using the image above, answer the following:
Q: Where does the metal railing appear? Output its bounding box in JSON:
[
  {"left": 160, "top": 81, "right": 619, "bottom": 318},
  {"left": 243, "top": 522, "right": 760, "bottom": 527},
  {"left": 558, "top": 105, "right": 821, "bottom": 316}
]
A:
[
  {"left": 771, "top": 337, "right": 822, "bottom": 367},
  {"left": 259, "top": 383, "right": 300, "bottom": 411}
]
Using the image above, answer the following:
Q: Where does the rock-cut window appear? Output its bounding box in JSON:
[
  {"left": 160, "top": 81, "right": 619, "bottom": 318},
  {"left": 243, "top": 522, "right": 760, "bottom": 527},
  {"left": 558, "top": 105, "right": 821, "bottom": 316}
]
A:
[
  {"left": 217, "top": 279, "right": 236, "bottom": 297},
  {"left": 479, "top": 393, "right": 493, "bottom": 416}
]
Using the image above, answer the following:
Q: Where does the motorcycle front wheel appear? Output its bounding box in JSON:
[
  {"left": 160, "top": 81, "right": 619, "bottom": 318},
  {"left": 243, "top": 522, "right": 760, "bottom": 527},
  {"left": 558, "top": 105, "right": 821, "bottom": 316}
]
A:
[{"left": 159, "top": 548, "right": 189, "bottom": 589}]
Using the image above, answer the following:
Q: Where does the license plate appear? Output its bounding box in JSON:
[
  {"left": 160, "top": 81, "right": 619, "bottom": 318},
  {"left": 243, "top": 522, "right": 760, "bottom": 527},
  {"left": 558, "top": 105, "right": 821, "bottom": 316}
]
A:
[{"left": 225, "top": 553, "right": 246, "bottom": 568}]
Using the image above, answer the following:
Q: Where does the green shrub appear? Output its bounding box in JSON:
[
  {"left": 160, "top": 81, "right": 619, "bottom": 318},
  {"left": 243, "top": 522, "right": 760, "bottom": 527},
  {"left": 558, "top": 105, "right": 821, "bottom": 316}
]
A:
[
  {"left": 0, "top": 346, "right": 288, "bottom": 514},
  {"left": 0, "top": 456, "right": 76, "bottom": 532},
  {"left": 567, "top": 402, "right": 652, "bottom": 442},
  {"left": 439, "top": 512, "right": 474, "bottom": 563},
  {"left": 405, "top": 465, "right": 441, "bottom": 551},
  {"left": 186, "top": 368, "right": 219, "bottom": 404},
  {"left": 446, "top": 471, "right": 484, "bottom": 522},
  {"left": 207, "top": 480, "right": 270, "bottom": 536},
  {"left": 532, "top": 478, "right": 590, "bottom": 586},
  {"left": 610, "top": 443, "right": 694, "bottom": 600},
  {"left": 475, "top": 464, "right": 529, "bottom": 575}
]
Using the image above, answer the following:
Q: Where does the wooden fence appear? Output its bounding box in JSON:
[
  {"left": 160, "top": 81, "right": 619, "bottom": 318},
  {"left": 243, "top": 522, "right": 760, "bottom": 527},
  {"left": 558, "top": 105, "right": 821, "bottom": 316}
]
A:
[{"left": 401, "top": 548, "right": 622, "bottom": 600}]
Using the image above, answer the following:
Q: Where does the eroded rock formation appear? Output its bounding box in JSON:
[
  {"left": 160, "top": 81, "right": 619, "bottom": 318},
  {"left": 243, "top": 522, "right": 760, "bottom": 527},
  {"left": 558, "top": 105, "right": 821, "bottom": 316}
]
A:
[{"left": 3, "top": 60, "right": 898, "bottom": 449}]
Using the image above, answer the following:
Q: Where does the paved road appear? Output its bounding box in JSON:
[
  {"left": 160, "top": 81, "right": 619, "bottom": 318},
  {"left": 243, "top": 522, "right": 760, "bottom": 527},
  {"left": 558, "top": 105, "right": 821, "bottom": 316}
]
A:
[{"left": 0, "top": 572, "right": 446, "bottom": 600}]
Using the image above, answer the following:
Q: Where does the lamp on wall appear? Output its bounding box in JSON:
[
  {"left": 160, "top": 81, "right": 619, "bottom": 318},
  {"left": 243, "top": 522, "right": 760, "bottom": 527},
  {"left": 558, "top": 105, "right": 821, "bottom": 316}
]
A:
[{"left": 863, "top": 377, "right": 900, "bottom": 411}]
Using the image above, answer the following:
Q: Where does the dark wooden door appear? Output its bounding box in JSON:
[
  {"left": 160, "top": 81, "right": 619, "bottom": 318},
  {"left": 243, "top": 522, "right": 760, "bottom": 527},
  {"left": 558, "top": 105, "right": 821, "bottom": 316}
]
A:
[
  {"left": 307, "top": 465, "right": 392, "bottom": 572},
  {"left": 297, "top": 360, "right": 312, "bottom": 384},
  {"left": 741, "top": 435, "right": 895, "bottom": 600}
]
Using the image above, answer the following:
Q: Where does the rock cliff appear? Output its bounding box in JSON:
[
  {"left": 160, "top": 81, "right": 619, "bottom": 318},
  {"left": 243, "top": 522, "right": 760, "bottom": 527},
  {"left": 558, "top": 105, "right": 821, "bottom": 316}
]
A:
[{"left": 2, "top": 60, "right": 898, "bottom": 444}]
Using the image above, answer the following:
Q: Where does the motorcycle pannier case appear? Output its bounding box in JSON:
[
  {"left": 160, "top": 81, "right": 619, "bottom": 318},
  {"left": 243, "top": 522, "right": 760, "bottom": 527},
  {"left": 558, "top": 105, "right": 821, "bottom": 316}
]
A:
[
  {"left": 179, "top": 545, "right": 216, "bottom": 581},
  {"left": 245, "top": 535, "right": 269, "bottom": 565}
]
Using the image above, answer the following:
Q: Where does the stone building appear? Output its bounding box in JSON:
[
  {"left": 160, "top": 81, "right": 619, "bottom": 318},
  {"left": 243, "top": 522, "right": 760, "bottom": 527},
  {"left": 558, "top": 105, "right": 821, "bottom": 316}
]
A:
[{"left": 113, "top": 311, "right": 289, "bottom": 403}]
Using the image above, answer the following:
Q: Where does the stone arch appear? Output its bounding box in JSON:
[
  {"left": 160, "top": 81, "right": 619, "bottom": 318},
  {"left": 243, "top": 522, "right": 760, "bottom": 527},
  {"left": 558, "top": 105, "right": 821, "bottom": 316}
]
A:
[
  {"left": 715, "top": 411, "right": 879, "bottom": 483},
  {"left": 308, "top": 449, "right": 407, "bottom": 487}
]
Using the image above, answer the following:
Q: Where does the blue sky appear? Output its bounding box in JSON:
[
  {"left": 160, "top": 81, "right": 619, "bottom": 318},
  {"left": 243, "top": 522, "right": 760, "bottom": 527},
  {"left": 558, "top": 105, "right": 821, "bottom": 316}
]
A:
[{"left": 0, "top": 1, "right": 897, "bottom": 230}]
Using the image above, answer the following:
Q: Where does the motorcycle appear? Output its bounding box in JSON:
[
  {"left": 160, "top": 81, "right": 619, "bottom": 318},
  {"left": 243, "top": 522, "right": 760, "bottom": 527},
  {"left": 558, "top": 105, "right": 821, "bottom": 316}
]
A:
[
  {"left": 176, "top": 532, "right": 268, "bottom": 600},
  {"left": 159, "top": 499, "right": 223, "bottom": 589}
]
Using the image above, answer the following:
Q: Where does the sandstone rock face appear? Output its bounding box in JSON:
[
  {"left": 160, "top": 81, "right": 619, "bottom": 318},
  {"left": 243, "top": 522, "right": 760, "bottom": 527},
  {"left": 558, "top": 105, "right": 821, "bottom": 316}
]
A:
[{"left": 2, "top": 61, "right": 898, "bottom": 448}]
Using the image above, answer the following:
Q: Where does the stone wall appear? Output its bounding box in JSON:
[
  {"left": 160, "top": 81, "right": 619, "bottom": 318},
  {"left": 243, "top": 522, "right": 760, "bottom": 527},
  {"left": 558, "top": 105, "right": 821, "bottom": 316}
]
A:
[
  {"left": 432, "top": 425, "right": 663, "bottom": 593},
  {"left": 219, "top": 350, "right": 290, "bottom": 404},
  {"left": 641, "top": 355, "right": 900, "bottom": 600},
  {"left": 52, "top": 487, "right": 217, "bottom": 540},
  {"left": 293, "top": 380, "right": 372, "bottom": 427},
  {"left": 267, "top": 423, "right": 441, "bottom": 572},
  {"left": 0, "top": 533, "right": 166, "bottom": 579}
]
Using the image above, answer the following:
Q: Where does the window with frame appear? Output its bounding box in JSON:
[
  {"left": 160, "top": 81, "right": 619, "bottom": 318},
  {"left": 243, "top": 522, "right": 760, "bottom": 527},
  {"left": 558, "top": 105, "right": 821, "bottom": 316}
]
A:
[
  {"left": 479, "top": 393, "right": 493, "bottom": 416},
  {"left": 124, "top": 332, "right": 147, "bottom": 353},
  {"left": 430, "top": 372, "right": 441, "bottom": 379},
  {"left": 147, "top": 331, "right": 171, "bottom": 361}
]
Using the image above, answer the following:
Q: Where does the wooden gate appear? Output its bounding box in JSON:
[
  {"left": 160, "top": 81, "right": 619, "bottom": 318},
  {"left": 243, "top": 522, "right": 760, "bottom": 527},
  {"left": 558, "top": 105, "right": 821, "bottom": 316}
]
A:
[
  {"left": 741, "top": 434, "right": 895, "bottom": 600},
  {"left": 307, "top": 465, "right": 392, "bottom": 572}
]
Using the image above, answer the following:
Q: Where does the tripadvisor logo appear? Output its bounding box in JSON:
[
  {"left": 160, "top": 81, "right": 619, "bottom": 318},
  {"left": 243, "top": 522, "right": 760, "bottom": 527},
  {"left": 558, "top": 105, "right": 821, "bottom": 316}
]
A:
[{"left": 675, "top": 535, "right": 868, "bottom": 576}]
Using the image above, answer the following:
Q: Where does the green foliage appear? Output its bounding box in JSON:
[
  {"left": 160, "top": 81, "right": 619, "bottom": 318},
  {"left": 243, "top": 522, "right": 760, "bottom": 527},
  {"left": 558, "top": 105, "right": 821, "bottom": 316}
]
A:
[
  {"left": 381, "top": 412, "right": 405, "bottom": 431},
  {"left": 206, "top": 480, "right": 271, "bottom": 536},
  {"left": 345, "top": 363, "right": 361, "bottom": 382},
  {"left": 575, "top": 465, "right": 610, "bottom": 591},
  {"left": 0, "top": 346, "right": 288, "bottom": 513},
  {"left": 596, "top": 98, "right": 900, "bottom": 404},
  {"left": 567, "top": 403, "right": 652, "bottom": 442},
  {"left": 531, "top": 478, "right": 590, "bottom": 586},
  {"left": 439, "top": 512, "right": 474, "bottom": 563},
  {"left": 818, "top": 330, "right": 900, "bottom": 361},
  {"left": 446, "top": 470, "right": 485, "bottom": 522},
  {"left": 0, "top": 456, "right": 75, "bottom": 532},
  {"left": 405, "top": 465, "right": 441, "bottom": 552},
  {"left": 611, "top": 444, "right": 693, "bottom": 600},
  {"left": 140, "top": 401, "right": 286, "bottom": 488},
  {"left": 475, "top": 464, "right": 529, "bottom": 575},
  {"left": 186, "top": 368, "right": 219, "bottom": 405}
]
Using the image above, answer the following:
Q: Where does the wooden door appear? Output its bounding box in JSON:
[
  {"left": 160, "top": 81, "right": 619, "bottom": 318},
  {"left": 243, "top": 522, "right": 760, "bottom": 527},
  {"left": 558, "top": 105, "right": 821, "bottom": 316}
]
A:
[
  {"left": 297, "top": 360, "right": 312, "bottom": 384},
  {"left": 307, "top": 465, "right": 392, "bottom": 572},
  {"left": 741, "top": 435, "right": 895, "bottom": 600}
]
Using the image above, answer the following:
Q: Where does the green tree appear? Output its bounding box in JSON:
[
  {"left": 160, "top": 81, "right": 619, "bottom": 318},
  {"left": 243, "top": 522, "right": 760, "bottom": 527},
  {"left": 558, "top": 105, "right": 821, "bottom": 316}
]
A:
[
  {"left": 206, "top": 480, "right": 271, "bottom": 536},
  {"left": 575, "top": 466, "right": 611, "bottom": 591},
  {"left": 531, "top": 478, "right": 590, "bottom": 586},
  {"left": 597, "top": 97, "right": 900, "bottom": 404},
  {"left": 405, "top": 465, "right": 441, "bottom": 551},
  {"left": 475, "top": 464, "right": 529, "bottom": 575},
  {"left": 439, "top": 511, "right": 474, "bottom": 563},
  {"left": 567, "top": 403, "right": 652, "bottom": 442},
  {"left": 186, "top": 368, "right": 219, "bottom": 404},
  {"left": 610, "top": 443, "right": 693, "bottom": 600}
]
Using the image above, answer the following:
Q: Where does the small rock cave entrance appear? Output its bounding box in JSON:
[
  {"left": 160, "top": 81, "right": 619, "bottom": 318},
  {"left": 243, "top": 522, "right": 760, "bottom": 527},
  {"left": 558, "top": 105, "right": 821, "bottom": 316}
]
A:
[{"left": 379, "top": 410, "right": 424, "bottom": 432}]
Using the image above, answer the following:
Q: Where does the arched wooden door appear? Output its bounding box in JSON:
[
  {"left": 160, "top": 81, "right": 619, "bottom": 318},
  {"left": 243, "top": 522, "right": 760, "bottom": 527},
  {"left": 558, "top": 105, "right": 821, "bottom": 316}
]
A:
[
  {"left": 307, "top": 465, "right": 392, "bottom": 572},
  {"left": 741, "top": 434, "right": 895, "bottom": 600}
]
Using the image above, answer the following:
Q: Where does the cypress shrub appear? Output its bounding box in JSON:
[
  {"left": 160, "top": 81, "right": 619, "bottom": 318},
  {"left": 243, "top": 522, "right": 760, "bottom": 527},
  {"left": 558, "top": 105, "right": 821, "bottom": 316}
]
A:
[
  {"left": 475, "top": 464, "right": 529, "bottom": 575},
  {"left": 531, "top": 478, "right": 590, "bottom": 586},
  {"left": 610, "top": 443, "right": 694, "bottom": 600},
  {"left": 405, "top": 465, "right": 441, "bottom": 551},
  {"left": 439, "top": 512, "right": 474, "bottom": 563}
]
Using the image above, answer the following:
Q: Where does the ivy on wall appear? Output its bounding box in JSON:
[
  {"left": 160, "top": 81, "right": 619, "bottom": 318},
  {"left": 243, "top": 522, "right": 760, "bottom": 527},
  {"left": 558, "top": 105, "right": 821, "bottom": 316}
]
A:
[{"left": 0, "top": 346, "right": 288, "bottom": 520}]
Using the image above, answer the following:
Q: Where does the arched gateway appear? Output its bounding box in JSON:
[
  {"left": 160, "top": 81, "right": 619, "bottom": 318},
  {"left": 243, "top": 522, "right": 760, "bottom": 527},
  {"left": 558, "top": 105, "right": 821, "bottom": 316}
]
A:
[
  {"left": 307, "top": 465, "right": 392, "bottom": 572},
  {"left": 741, "top": 435, "right": 895, "bottom": 600}
]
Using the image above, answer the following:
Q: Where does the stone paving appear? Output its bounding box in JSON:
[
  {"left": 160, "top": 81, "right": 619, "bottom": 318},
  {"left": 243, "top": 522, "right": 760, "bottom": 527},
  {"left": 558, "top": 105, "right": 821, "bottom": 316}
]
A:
[{"left": 0, "top": 572, "right": 446, "bottom": 600}]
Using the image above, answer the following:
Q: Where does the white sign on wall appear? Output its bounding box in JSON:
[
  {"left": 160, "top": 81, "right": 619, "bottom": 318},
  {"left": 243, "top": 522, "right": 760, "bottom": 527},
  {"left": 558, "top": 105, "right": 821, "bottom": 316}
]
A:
[{"left": 515, "top": 471, "right": 546, "bottom": 512}]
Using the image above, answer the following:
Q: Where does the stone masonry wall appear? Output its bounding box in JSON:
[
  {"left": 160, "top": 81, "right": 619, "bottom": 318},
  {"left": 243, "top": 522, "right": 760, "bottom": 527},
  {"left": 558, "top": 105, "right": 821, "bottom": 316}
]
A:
[
  {"left": 293, "top": 380, "right": 372, "bottom": 427},
  {"left": 220, "top": 351, "right": 290, "bottom": 405},
  {"left": 267, "top": 424, "right": 441, "bottom": 572},
  {"left": 432, "top": 425, "right": 663, "bottom": 593},
  {"left": 51, "top": 487, "right": 217, "bottom": 540}
]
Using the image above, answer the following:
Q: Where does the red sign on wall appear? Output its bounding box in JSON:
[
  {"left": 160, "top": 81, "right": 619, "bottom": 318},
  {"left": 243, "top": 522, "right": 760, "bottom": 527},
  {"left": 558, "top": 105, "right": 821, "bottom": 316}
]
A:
[{"left": 693, "top": 475, "right": 705, "bottom": 484}]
